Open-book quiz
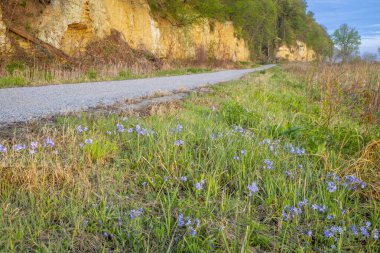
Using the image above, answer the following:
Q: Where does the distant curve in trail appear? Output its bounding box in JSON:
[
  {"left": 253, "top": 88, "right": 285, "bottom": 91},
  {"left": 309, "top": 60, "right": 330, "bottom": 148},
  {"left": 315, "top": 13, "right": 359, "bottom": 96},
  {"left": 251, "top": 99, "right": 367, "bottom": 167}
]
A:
[{"left": 0, "top": 65, "right": 275, "bottom": 124}]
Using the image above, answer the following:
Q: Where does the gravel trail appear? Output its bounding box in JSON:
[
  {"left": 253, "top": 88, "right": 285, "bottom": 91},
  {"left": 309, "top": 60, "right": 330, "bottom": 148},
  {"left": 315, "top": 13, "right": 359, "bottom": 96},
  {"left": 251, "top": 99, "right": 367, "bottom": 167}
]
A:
[{"left": 0, "top": 65, "right": 275, "bottom": 124}]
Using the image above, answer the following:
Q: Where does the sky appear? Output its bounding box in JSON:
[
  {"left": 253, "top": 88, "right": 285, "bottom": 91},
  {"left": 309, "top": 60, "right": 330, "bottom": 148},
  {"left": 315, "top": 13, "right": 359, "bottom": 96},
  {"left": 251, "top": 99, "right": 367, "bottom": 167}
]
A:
[{"left": 307, "top": 0, "right": 380, "bottom": 56}]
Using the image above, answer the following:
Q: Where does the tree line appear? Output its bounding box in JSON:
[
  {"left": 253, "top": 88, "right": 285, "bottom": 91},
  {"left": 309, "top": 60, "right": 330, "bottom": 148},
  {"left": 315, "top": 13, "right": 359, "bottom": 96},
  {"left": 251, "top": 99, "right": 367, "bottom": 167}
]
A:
[{"left": 148, "top": 0, "right": 332, "bottom": 61}]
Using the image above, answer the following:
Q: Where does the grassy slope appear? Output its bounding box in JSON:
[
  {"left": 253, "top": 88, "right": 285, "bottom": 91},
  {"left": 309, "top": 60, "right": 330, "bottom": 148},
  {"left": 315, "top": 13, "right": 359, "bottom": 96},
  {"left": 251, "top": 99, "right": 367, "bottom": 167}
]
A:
[{"left": 0, "top": 67, "right": 379, "bottom": 252}]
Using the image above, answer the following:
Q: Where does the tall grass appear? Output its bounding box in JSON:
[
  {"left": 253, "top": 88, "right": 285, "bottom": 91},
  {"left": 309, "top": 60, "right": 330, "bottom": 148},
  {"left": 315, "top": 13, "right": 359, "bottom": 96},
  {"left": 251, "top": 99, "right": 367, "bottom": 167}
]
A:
[{"left": 0, "top": 67, "right": 378, "bottom": 252}]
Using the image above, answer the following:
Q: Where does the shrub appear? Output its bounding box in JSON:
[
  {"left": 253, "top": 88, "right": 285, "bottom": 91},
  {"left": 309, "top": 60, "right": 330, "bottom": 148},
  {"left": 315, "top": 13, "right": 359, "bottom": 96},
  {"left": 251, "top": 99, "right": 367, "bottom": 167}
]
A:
[{"left": 0, "top": 76, "right": 28, "bottom": 88}]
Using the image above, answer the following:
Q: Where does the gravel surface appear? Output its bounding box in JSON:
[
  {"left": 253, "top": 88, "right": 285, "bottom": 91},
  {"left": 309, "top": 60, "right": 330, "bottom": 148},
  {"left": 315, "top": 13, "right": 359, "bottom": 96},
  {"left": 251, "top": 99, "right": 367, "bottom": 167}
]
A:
[{"left": 0, "top": 65, "right": 275, "bottom": 124}]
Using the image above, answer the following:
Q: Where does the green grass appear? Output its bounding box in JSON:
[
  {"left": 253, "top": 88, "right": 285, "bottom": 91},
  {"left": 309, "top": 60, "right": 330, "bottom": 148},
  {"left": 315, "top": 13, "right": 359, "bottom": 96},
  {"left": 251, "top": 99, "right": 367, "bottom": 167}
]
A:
[
  {"left": 0, "top": 76, "right": 28, "bottom": 88},
  {"left": 0, "top": 68, "right": 379, "bottom": 252}
]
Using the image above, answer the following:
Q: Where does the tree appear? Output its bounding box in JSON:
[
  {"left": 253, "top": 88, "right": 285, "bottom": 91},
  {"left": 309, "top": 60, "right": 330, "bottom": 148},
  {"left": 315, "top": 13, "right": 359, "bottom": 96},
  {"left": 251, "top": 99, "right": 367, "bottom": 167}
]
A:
[{"left": 332, "top": 24, "right": 361, "bottom": 63}]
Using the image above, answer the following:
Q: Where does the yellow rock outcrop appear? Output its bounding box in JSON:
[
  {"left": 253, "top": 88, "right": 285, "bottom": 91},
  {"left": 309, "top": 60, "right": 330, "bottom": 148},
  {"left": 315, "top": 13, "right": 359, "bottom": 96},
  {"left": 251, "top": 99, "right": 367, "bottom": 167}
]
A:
[
  {"left": 0, "top": 8, "right": 12, "bottom": 55},
  {"left": 33, "top": 0, "right": 249, "bottom": 62},
  {"left": 276, "top": 41, "right": 316, "bottom": 62}
]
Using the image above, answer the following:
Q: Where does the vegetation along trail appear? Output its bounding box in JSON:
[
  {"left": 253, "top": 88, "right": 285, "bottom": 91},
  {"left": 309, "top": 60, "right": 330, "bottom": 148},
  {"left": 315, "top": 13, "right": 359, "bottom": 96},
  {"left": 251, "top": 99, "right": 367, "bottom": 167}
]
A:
[{"left": 0, "top": 65, "right": 275, "bottom": 124}]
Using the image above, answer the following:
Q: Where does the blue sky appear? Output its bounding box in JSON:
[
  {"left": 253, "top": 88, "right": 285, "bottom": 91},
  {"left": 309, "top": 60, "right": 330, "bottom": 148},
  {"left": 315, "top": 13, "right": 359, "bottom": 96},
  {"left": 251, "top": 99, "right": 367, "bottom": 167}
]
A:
[{"left": 307, "top": 0, "right": 380, "bottom": 56}]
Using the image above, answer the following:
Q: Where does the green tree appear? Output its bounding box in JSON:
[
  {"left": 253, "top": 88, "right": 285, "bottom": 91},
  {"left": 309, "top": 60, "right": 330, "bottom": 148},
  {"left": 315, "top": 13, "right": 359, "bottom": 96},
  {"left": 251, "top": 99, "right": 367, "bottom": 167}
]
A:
[{"left": 332, "top": 24, "right": 361, "bottom": 63}]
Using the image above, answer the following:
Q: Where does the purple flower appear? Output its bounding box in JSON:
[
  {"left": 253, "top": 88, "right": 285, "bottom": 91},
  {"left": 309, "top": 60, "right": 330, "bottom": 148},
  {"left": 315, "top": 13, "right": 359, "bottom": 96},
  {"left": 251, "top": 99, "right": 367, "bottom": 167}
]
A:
[
  {"left": 174, "top": 140, "right": 184, "bottom": 146},
  {"left": 327, "top": 181, "right": 337, "bottom": 193},
  {"left": 360, "top": 226, "right": 370, "bottom": 239},
  {"left": 241, "top": 150, "right": 247, "bottom": 155},
  {"left": 195, "top": 182, "right": 204, "bottom": 190},
  {"left": 247, "top": 181, "right": 259, "bottom": 196},
  {"left": 233, "top": 156, "right": 240, "bottom": 160},
  {"left": 116, "top": 123, "right": 124, "bottom": 132},
  {"left": 30, "top": 142, "right": 39, "bottom": 150},
  {"left": 189, "top": 226, "right": 196, "bottom": 237},
  {"left": 365, "top": 221, "right": 371, "bottom": 228},
  {"left": 85, "top": 139, "right": 93, "bottom": 144},
  {"left": 282, "top": 206, "right": 302, "bottom": 221},
  {"left": 297, "top": 199, "right": 309, "bottom": 207},
  {"left": 262, "top": 159, "right": 273, "bottom": 170},
  {"left": 327, "top": 214, "right": 335, "bottom": 220},
  {"left": 128, "top": 128, "right": 133, "bottom": 133},
  {"left": 373, "top": 229, "right": 379, "bottom": 240},
  {"left": 307, "top": 230, "right": 313, "bottom": 237},
  {"left": 178, "top": 214, "right": 185, "bottom": 227},
  {"left": 77, "top": 125, "right": 88, "bottom": 133},
  {"left": 211, "top": 106, "right": 217, "bottom": 111},
  {"left": 180, "top": 176, "right": 187, "bottom": 182},
  {"left": 0, "top": 144, "right": 7, "bottom": 153},
  {"left": 13, "top": 144, "right": 26, "bottom": 151},
  {"left": 164, "top": 176, "right": 169, "bottom": 182},
  {"left": 312, "top": 204, "right": 327, "bottom": 213},
  {"left": 130, "top": 208, "right": 143, "bottom": 220},
  {"left": 44, "top": 138, "right": 55, "bottom": 148},
  {"left": 351, "top": 225, "right": 358, "bottom": 235},
  {"left": 135, "top": 125, "right": 141, "bottom": 131},
  {"left": 324, "top": 229, "right": 334, "bottom": 238}
]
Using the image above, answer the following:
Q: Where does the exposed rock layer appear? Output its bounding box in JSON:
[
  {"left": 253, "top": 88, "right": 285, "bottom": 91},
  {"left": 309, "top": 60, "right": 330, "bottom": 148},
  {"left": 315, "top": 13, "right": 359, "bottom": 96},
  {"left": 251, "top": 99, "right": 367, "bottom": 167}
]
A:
[{"left": 276, "top": 41, "right": 316, "bottom": 62}]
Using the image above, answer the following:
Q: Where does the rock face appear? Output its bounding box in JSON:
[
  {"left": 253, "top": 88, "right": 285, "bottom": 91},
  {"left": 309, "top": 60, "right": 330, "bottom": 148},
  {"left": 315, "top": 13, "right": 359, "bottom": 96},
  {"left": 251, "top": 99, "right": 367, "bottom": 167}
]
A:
[
  {"left": 276, "top": 41, "right": 316, "bottom": 62},
  {"left": 22, "top": 0, "right": 250, "bottom": 62},
  {"left": 0, "top": 8, "right": 12, "bottom": 55}
]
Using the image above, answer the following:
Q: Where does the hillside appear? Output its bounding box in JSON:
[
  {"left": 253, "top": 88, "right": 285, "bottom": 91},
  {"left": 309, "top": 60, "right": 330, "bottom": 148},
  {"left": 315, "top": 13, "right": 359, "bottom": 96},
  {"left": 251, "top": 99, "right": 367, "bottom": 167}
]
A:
[{"left": 0, "top": 0, "right": 330, "bottom": 67}]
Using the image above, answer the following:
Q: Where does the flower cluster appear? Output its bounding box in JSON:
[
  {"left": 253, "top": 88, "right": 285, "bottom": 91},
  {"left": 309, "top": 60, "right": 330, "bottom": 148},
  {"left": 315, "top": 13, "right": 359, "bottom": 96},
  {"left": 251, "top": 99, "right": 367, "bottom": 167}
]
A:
[
  {"left": 130, "top": 208, "right": 143, "bottom": 220},
  {"left": 324, "top": 226, "right": 343, "bottom": 239},
  {"left": 262, "top": 159, "right": 274, "bottom": 170},
  {"left": 0, "top": 144, "right": 7, "bottom": 153},
  {"left": 178, "top": 213, "right": 200, "bottom": 237},
  {"left": 76, "top": 125, "right": 88, "bottom": 134},
  {"left": 170, "top": 124, "right": 183, "bottom": 133},
  {"left": 174, "top": 140, "right": 185, "bottom": 146},
  {"left": 247, "top": 181, "right": 259, "bottom": 196},
  {"left": 286, "top": 144, "right": 305, "bottom": 155},
  {"left": 282, "top": 205, "right": 302, "bottom": 221},
  {"left": 195, "top": 180, "right": 205, "bottom": 190}
]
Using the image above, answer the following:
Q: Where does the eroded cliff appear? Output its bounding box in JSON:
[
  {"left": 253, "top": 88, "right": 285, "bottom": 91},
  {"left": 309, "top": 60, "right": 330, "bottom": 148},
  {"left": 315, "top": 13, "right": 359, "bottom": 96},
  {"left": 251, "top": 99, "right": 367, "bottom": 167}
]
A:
[
  {"left": 1, "top": 0, "right": 250, "bottom": 62},
  {"left": 276, "top": 41, "right": 316, "bottom": 62}
]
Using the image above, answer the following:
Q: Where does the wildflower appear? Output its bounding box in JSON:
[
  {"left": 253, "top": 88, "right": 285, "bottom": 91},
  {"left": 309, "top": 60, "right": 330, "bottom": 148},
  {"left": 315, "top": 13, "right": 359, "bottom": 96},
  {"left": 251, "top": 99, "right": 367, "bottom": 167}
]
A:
[
  {"left": 351, "top": 225, "right": 358, "bottom": 235},
  {"left": 77, "top": 125, "right": 88, "bottom": 133},
  {"left": 186, "top": 218, "right": 192, "bottom": 226},
  {"left": 312, "top": 204, "right": 327, "bottom": 213},
  {"left": 13, "top": 144, "right": 26, "bottom": 151},
  {"left": 142, "top": 182, "right": 147, "bottom": 187},
  {"left": 327, "top": 214, "right": 335, "bottom": 220},
  {"left": 106, "top": 131, "right": 112, "bottom": 135},
  {"left": 324, "top": 229, "right": 334, "bottom": 238},
  {"left": 298, "top": 164, "right": 303, "bottom": 169},
  {"left": 174, "top": 140, "right": 184, "bottom": 146},
  {"left": 326, "top": 181, "right": 337, "bottom": 193},
  {"left": 307, "top": 230, "right": 313, "bottom": 237},
  {"left": 359, "top": 226, "right": 370, "bottom": 239},
  {"left": 195, "top": 180, "right": 205, "bottom": 190},
  {"left": 30, "top": 142, "right": 39, "bottom": 150},
  {"left": 297, "top": 199, "right": 309, "bottom": 207},
  {"left": 130, "top": 208, "right": 143, "bottom": 220},
  {"left": 122, "top": 117, "right": 128, "bottom": 121},
  {"left": 211, "top": 106, "right": 217, "bottom": 111},
  {"left": 365, "top": 221, "right": 371, "bottom": 228},
  {"left": 164, "top": 176, "right": 169, "bottom": 182},
  {"left": 127, "top": 128, "right": 133, "bottom": 133},
  {"left": 79, "top": 143, "right": 84, "bottom": 148},
  {"left": 233, "top": 156, "right": 240, "bottom": 160},
  {"left": 373, "top": 229, "right": 379, "bottom": 240},
  {"left": 282, "top": 206, "right": 302, "bottom": 221},
  {"left": 234, "top": 126, "right": 244, "bottom": 133},
  {"left": 178, "top": 214, "right": 185, "bottom": 227},
  {"left": 44, "top": 138, "right": 55, "bottom": 148},
  {"left": 85, "top": 139, "right": 93, "bottom": 144},
  {"left": 0, "top": 144, "right": 7, "bottom": 153},
  {"left": 241, "top": 149, "right": 247, "bottom": 155},
  {"left": 180, "top": 176, "right": 187, "bottom": 182},
  {"left": 135, "top": 125, "right": 141, "bottom": 131},
  {"left": 262, "top": 159, "right": 273, "bottom": 170},
  {"left": 285, "top": 171, "right": 291, "bottom": 177},
  {"left": 189, "top": 226, "right": 196, "bottom": 237},
  {"left": 247, "top": 181, "right": 259, "bottom": 196},
  {"left": 116, "top": 123, "right": 124, "bottom": 132}
]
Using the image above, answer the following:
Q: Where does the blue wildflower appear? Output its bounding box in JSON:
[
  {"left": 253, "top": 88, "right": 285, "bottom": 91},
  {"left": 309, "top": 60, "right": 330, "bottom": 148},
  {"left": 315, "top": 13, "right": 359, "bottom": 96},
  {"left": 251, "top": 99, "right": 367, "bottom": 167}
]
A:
[
  {"left": 312, "top": 204, "right": 327, "bottom": 213},
  {"left": 189, "top": 226, "right": 196, "bottom": 237},
  {"left": 282, "top": 206, "right": 302, "bottom": 221},
  {"left": 327, "top": 214, "right": 335, "bottom": 220},
  {"left": 195, "top": 180, "right": 205, "bottom": 190},
  {"left": 327, "top": 181, "right": 337, "bottom": 192},
  {"left": 174, "top": 140, "right": 184, "bottom": 146},
  {"left": 44, "top": 138, "right": 55, "bottom": 148},
  {"left": 366, "top": 221, "right": 371, "bottom": 228},
  {"left": 233, "top": 156, "right": 240, "bottom": 160},
  {"left": 77, "top": 125, "right": 88, "bottom": 133},
  {"left": 116, "top": 123, "right": 124, "bottom": 132},
  {"left": 297, "top": 199, "right": 309, "bottom": 207},
  {"left": 373, "top": 229, "right": 379, "bottom": 240},
  {"left": 262, "top": 159, "right": 273, "bottom": 170},
  {"left": 247, "top": 181, "right": 259, "bottom": 196},
  {"left": 127, "top": 128, "right": 133, "bottom": 133},
  {"left": 85, "top": 139, "right": 93, "bottom": 144},
  {"left": 130, "top": 209, "right": 143, "bottom": 220},
  {"left": 360, "top": 226, "right": 370, "bottom": 239},
  {"left": 13, "top": 144, "right": 26, "bottom": 151},
  {"left": 241, "top": 150, "right": 247, "bottom": 155},
  {"left": 307, "top": 230, "right": 313, "bottom": 237},
  {"left": 178, "top": 214, "right": 185, "bottom": 227},
  {"left": 351, "top": 225, "right": 358, "bottom": 235},
  {"left": 180, "top": 176, "right": 187, "bottom": 182},
  {"left": 0, "top": 144, "right": 6, "bottom": 153}
]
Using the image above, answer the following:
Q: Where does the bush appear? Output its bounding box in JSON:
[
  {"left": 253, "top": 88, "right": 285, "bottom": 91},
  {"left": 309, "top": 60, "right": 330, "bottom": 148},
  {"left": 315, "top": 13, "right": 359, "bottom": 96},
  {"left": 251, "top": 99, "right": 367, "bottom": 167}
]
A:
[{"left": 6, "top": 62, "right": 26, "bottom": 75}]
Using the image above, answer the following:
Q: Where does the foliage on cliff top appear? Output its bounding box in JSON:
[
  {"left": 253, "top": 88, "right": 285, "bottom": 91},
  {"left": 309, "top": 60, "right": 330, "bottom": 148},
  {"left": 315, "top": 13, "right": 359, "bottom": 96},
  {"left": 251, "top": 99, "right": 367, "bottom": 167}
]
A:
[{"left": 148, "top": 0, "right": 332, "bottom": 61}]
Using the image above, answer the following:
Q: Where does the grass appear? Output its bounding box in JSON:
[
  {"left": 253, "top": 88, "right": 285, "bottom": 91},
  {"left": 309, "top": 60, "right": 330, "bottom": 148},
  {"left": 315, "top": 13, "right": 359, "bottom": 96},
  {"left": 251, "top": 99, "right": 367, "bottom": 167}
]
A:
[
  {"left": 0, "top": 66, "right": 379, "bottom": 252},
  {"left": 0, "top": 67, "right": 214, "bottom": 89}
]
